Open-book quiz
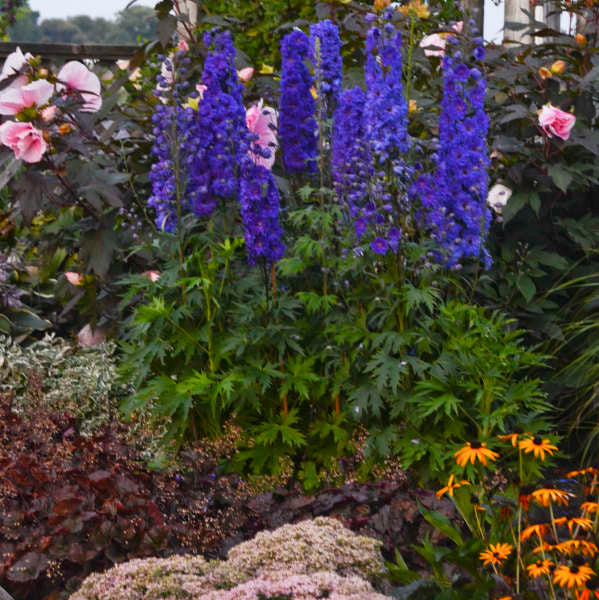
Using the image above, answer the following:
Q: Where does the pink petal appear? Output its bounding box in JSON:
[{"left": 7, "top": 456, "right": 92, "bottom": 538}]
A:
[
  {"left": 19, "top": 134, "right": 47, "bottom": 163},
  {"left": 20, "top": 79, "right": 54, "bottom": 108},
  {"left": 0, "top": 47, "right": 32, "bottom": 82},
  {"left": 0, "top": 88, "right": 27, "bottom": 115},
  {"left": 57, "top": 61, "right": 102, "bottom": 112}
]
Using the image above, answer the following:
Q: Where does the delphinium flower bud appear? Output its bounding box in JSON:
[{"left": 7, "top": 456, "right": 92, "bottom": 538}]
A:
[
  {"left": 279, "top": 29, "right": 318, "bottom": 173},
  {"left": 309, "top": 20, "right": 343, "bottom": 116},
  {"left": 413, "top": 36, "right": 491, "bottom": 269},
  {"left": 238, "top": 156, "right": 285, "bottom": 265}
]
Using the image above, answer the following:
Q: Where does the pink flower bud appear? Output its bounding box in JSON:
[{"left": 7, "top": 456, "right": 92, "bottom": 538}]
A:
[
  {"left": 40, "top": 105, "right": 57, "bottom": 122},
  {"left": 65, "top": 271, "right": 84, "bottom": 286},
  {"left": 237, "top": 67, "right": 254, "bottom": 82},
  {"left": 143, "top": 270, "right": 160, "bottom": 282}
]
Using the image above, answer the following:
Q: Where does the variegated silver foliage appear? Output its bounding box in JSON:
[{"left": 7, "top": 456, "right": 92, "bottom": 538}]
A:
[{"left": 0, "top": 333, "right": 126, "bottom": 434}]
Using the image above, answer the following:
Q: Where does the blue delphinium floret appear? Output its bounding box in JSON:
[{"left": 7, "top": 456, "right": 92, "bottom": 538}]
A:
[
  {"left": 309, "top": 20, "right": 343, "bottom": 115},
  {"left": 148, "top": 102, "right": 177, "bottom": 232},
  {"left": 193, "top": 29, "right": 251, "bottom": 216},
  {"left": 413, "top": 37, "right": 491, "bottom": 269},
  {"left": 331, "top": 86, "right": 371, "bottom": 235},
  {"left": 279, "top": 29, "right": 318, "bottom": 173},
  {"left": 239, "top": 156, "right": 285, "bottom": 265},
  {"left": 364, "top": 22, "right": 409, "bottom": 161},
  {"left": 338, "top": 17, "right": 410, "bottom": 255}
]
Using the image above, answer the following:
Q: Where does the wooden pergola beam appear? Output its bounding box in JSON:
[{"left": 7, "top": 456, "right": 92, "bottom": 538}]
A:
[{"left": 0, "top": 42, "right": 140, "bottom": 61}]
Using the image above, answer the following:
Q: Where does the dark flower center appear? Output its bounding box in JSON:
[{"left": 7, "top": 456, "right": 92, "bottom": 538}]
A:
[
  {"left": 533, "top": 436, "right": 543, "bottom": 445},
  {"left": 586, "top": 577, "right": 599, "bottom": 590},
  {"left": 470, "top": 441, "right": 482, "bottom": 449},
  {"left": 493, "top": 552, "right": 499, "bottom": 558},
  {"left": 570, "top": 566, "right": 580, "bottom": 574}
]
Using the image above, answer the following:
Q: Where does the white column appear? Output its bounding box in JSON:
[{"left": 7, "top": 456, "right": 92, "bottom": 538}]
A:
[{"left": 504, "top": 0, "right": 533, "bottom": 44}]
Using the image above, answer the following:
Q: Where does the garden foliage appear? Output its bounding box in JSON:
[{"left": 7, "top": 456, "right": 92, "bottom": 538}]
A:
[{"left": 0, "top": 0, "right": 597, "bottom": 510}]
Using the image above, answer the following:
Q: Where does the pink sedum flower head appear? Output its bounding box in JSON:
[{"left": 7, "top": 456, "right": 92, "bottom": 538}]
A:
[
  {"left": 0, "top": 121, "right": 47, "bottom": 163},
  {"left": 177, "top": 39, "right": 189, "bottom": 52},
  {"left": 246, "top": 99, "right": 278, "bottom": 170},
  {"left": 0, "top": 46, "right": 32, "bottom": 90},
  {"left": 538, "top": 103, "right": 576, "bottom": 140},
  {"left": 57, "top": 61, "right": 102, "bottom": 112},
  {"left": 0, "top": 79, "right": 54, "bottom": 115},
  {"left": 237, "top": 67, "right": 254, "bottom": 82}
]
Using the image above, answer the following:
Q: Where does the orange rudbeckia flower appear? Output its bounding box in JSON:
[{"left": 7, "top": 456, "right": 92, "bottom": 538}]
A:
[
  {"left": 519, "top": 436, "right": 558, "bottom": 461},
  {"left": 553, "top": 564, "right": 595, "bottom": 589},
  {"left": 532, "top": 488, "right": 574, "bottom": 507},
  {"left": 527, "top": 559, "right": 554, "bottom": 578},
  {"left": 436, "top": 474, "right": 471, "bottom": 499},
  {"left": 454, "top": 441, "right": 499, "bottom": 467},
  {"left": 479, "top": 542, "right": 513, "bottom": 567}
]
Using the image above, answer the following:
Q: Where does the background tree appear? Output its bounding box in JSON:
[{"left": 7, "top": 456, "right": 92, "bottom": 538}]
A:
[{"left": 7, "top": 3, "right": 157, "bottom": 44}]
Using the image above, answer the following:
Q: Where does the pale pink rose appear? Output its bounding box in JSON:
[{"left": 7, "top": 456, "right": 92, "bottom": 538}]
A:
[
  {"left": 237, "top": 67, "right": 254, "bottom": 82},
  {"left": 0, "top": 121, "right": 47, "bottom": 163},
  {"left": 40, "top": 105, "right": 57, "bottom": 122},
  {"left": 0, "top": 47, "right": 32, "bottom": 90},
  {"left": 142, "top": 270, "right": 160, "bottom": 282},
  {"left": 0, "top": 79, "right": 54, "bottom": 115},
  {"left": 177, "top": 39, "right": 189, "bottom": 52},
  {"left": 538, "top": 103, "right": 576, "bottom": 140},
  {"left": 246, "top": 99, "right": 278, "bottom": 170},
  {"left": 420, "top": 22, "right": 463, "bottom": 57},
  {"left": 65, "top": 272, "right": 84, "bottom": 286},
  {"left": 77, "top": 323, "right": 106, "bottom": 347},
  {"left": 57, "top": 61, "right": 102, "bottom": 112}
]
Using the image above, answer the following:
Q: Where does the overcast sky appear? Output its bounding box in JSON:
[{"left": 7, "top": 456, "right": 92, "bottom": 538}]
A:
[{"left": 28, "top": 0, "right": 156, "bottom": 21}]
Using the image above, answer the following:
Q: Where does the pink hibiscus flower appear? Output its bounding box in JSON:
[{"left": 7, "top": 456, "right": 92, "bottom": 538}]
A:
[
  {"left": 420, "top": 21, "right": 463, "bottom": 57},
  {"left": 246, "top": 99, "right": 278, "bottom": 170},
  {"left": 0, "top": 121, "right": 47, "bottom": 163},
  {"left": 0, "top": 79, "right": 54, "bottom": 115},
  {"left": 57, "top": 61, "right": 102, "bottom": 112},
  {"left": 0, "top": 46, "right": 32, "bottom": 90}
]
